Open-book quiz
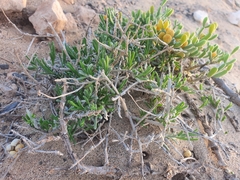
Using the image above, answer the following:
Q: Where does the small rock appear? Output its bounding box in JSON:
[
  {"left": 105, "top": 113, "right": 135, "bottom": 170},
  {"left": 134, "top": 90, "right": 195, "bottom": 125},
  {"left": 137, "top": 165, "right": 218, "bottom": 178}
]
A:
[
  {"left": 0, "top": 84, "right": 12, "bottom": 92},
  {"left": 29, "top": 0, "right": 67, "bottom": 35},
  {"left": 64, "top": 13, "right": 78, "bottom": 33},
  {"left": 0, "top": 64, "right": 9, "bottom": 70},
  {"left": 193, "top": 10, "right": 209, "bottom": 23},
  {"left": 227, "top": 10, "right": 240, "bottom": 26},
  {"left": 11, "top": 139, "right": 20, "bottom": 147},
  {"left": 183, "top": 149, "right": 192, "bottom": 158},
  {"left": 74, "top": 5, "right": 100, "bottom": 26},
  {"left": 15, "top": 143, "right": 24, "bottom": 152},
  {"left": 0, "top": 0, "right": 27, "bottom": 13},
  {"left": 9, "top": 151, "right": 17, "bottom": 158},
  {"left": 6, "top": 144, "right": 13, "bottom": 152},
  {"left": 0, "top": 83, "right": 18, "bottom": 97}
]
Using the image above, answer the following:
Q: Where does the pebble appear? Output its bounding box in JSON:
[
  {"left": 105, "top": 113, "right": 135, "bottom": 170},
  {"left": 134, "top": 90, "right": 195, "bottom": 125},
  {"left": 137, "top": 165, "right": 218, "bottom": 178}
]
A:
[
  {"left": 15, "top": 143, "right": 24, "bottom": 152},
  {"left": 193, "top": 10, "right": 209, "bottom": 24},
  {"left": 10, "top": 139, "right": 20, "bottom": 147},
  {"left": 9, "top": 151, "right": 17, "bottom": 158},
  {"left": 183, "top": 149, "right": 192, "bottom": 158},
  {"left": 0, "top": 64, "right": 9, "bottom": 70},
  {"left": 6, "top": 144, "right": 13, "bottom": 152}
]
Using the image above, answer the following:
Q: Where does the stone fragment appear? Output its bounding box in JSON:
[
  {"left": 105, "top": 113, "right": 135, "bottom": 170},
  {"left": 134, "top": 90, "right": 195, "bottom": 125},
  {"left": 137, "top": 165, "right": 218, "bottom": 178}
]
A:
[
  {"left": 64, "top": 13, "right": 78, "bottom": 33},
  {"left": 183, "top": 149, "right": 192, "bottom": 158},
  {"left": 227, "top": 10, "right": 240, "bottom": 26},
  {"left": 29, "top": 0, "right": 67, "bottom": 35},
  {"left": 0, "top": 64, "right": 9, "bottom": 70},
  {"left": 193, "top": 10, "right": 209, "bottom": 24},
  {"left": 0, "top": 0, "right": 27, "bottom": 12},
  {"left": 9, "top": 151, "right": 17, "bottom": 158},
  {"left": 0, "top": 84, "right": 17, "bottom": 95},
  {"left": 11, "top": 139, "right": 20, "bottom": 147},
  {"left": 74, "top": 5, "right": 100, "bottom": 26}
]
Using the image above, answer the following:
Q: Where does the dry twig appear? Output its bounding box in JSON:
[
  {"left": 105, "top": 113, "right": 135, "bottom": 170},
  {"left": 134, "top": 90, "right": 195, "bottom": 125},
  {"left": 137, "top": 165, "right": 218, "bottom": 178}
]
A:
[
  {"left": 212, "top": 77, "right": 240, "bottom": 106},
  {"left": 185, "top": 93, "right": 227, "bottom": 167}
]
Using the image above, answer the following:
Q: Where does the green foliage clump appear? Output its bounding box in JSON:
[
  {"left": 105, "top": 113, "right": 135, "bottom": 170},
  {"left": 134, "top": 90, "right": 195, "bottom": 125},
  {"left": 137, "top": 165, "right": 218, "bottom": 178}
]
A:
[{"left": 23, "top": 0, "right": 238, "bottom": 141}]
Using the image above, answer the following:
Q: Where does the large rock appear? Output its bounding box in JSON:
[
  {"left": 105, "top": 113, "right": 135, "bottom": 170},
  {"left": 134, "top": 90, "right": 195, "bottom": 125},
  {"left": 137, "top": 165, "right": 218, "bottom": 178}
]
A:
[
  {"left": 29, "top": 0, "right": 67, "bottom": 35},
  {"left": 64, "top": 13, "right": 78, "bottom": 33},
  {"left": 0, "top": 0, "right": 27, "bottom": 12},
  {"left": 74, "top": 6, "right": 100, "bottom": 26}
]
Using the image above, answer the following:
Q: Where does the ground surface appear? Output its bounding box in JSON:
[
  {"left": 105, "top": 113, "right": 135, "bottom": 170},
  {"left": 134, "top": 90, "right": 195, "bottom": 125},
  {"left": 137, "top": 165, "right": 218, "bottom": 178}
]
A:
[{"left": 0, "top": 0, "right": 240, "bottom": 180}]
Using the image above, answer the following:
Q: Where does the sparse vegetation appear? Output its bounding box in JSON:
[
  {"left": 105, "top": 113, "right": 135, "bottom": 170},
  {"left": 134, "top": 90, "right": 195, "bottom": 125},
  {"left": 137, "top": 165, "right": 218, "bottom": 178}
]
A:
[
  {"left": 24, "top": 0, "right": 238, "bottom": 140},
  {"left": 17, "top": 0, "right": 239, "bottom": 177}
]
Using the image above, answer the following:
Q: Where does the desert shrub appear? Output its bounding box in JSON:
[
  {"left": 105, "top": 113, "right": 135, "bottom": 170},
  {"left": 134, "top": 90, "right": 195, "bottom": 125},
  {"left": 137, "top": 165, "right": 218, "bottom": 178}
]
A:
[{"left": 24, "top": 0, "right": 238, "bottom": 142}]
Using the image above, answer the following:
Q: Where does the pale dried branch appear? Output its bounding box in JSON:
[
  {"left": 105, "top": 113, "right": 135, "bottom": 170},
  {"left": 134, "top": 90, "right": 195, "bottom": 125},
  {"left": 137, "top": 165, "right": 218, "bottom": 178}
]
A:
[
  {"left": 212, "top": 77, "right": 240, "bottom": 106},
  {"left": 69, "top": 137, "right": 106, "bottom": 170},
  {"left": 185, "top": 93, "right": 227, "bottom": 167},
  {"left": 224, "top": 112, "right": 240, "bottom": 132},
  {"left": 58, "top": 79, "right": 80, "bottom": 168},
  {"left": 38, "top": 84, "right": 84, "bottom": 99},
  {"left": 14, "top": 50, "right": 40, "bottom": 85}
]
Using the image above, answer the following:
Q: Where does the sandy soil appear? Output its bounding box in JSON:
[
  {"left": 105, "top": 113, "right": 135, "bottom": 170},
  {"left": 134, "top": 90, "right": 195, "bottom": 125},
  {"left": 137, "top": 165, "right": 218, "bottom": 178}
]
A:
[{"left": 0, "top": 0, "right": 240, "bottom": 180}]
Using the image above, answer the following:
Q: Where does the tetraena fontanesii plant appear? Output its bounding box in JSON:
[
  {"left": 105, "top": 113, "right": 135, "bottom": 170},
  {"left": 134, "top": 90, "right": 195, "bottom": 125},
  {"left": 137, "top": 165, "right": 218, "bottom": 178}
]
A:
[{"left": 24, "top": 0, "right": 239, "bottom": 142}]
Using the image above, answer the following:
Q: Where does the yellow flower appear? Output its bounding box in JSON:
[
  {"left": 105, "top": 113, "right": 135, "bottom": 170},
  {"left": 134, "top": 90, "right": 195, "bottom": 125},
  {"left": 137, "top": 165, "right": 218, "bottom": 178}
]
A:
[
  {"left": 103, "top": 15, "right": 108, "bottom": 21},
  {"left": 158, "top": 32, "right": 165, "bottom": 40},
  {"left": 163, "top": 34, "right": 172, "bottom": 44},
  {"left": 166, "top": 28, "right": 174, "bottom": 37},
  {"left": 163, "top": 20, "right": 170, "bottom": 29},
  {"left": 212, "top": 52, "right": 217, "bottom": 58},
  {"left": 156, "top": 19, "right": 164, "bottom": 31}
]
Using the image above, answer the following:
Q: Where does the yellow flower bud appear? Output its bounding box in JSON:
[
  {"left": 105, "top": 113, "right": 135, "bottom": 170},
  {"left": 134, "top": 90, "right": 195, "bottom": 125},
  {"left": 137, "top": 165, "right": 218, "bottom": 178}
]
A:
[
  {"left": 158, "top": 32, "right": 165, "bottom": 40},
  {"left": 180, "top": 34, "right": 188, "bottom": 45},
  {"left": 181, "top": 41, "right": 188, "bottom": 48},
  {"left": 156, "top": 20, "right": 164, "bottom": 31},
  {"left": 212, "top": 52, "right": 217, "bottom": 58},
  {"left": 176, "top": 52, "right": 185, "bottom": 58},
  {"left": 162, "top": 34, "right": 172, "bottom": 44},
  {"left": 166, "top": 28, "right": 174, "bottom": 37},
  {"left": 163, "top": 20, "right": 170, "bottom": 29},
  {"left": 103, "top": 15, "right": 107, "bottom": 21},
  {"left": 209, "top": 23, "right": 217, "bottom": 34}
]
